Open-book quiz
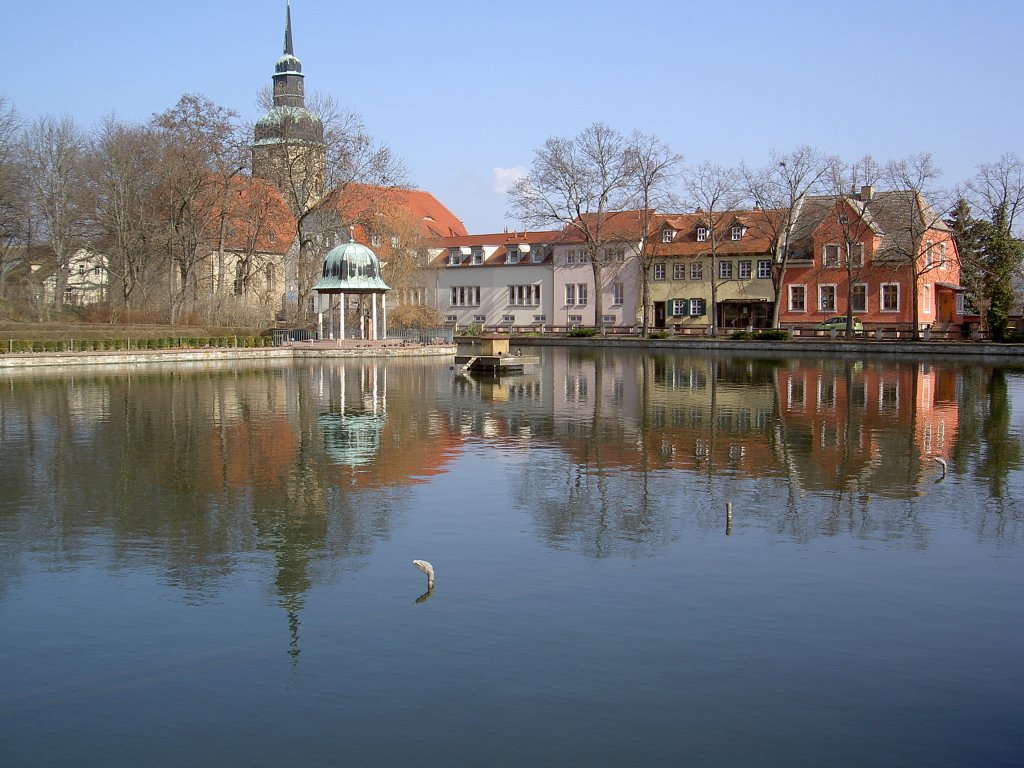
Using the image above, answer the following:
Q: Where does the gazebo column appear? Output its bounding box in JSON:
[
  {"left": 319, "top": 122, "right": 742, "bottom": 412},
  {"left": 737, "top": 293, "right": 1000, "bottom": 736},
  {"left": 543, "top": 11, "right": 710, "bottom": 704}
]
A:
[
  {"left": 381, "top": 293, "right": 387, "bottom": 340},
  {"left": 339, "top": 292, "right": 346, "bottom": 341},
  {"left": 372, "top": 294, "right": 379, "bottom": 341},
  {"left": 317, "top": 311, "right": 323, "bottom": 340}
]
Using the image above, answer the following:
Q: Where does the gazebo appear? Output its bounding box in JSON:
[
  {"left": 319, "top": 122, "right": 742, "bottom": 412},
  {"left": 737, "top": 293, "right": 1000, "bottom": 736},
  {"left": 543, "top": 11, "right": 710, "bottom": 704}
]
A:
[{"left": 312, "top": 241, "right": 391, "bottom": 341}]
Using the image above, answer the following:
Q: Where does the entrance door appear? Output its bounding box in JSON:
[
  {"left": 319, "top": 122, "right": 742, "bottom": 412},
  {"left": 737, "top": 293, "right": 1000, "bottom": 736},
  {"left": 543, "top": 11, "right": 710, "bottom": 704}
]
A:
[{"left": 654, "top": 302, "right": 666, "bottom": 329}]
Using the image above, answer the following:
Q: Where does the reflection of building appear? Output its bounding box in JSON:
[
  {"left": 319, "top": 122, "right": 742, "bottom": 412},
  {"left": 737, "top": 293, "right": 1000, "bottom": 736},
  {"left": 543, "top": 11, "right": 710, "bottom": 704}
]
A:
[{"left": 319, "top": 365, "right": 387, "bottom": 467}]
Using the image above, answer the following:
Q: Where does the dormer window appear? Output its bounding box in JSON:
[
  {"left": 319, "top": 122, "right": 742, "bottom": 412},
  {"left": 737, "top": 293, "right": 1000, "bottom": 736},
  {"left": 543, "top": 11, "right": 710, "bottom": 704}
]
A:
[
  {"left": 531, "top": 250, "right": 544, "bottom": 263},
  {"left": 448, "top": 248, "right": 461, "bottom": 266},
  {"left": 696, "top": 227, "right": 708, "bottom": 242},
  {"left": 731, "top": 225, "right": 742, "bottom": 241},
  {"left": 662, "top": 228, "right": 674, "bottom": 243},
  {"left": 506, "top": 247, "right": 520, "bottom": 264},
  {"left": 471, "top": 248, "right": 484, "bottom": 265}
]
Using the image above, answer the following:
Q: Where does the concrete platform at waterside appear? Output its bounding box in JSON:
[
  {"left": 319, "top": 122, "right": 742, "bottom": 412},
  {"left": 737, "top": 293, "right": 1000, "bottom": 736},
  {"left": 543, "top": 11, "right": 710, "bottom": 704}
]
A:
[{"left": 0, "top": 340, "right": 457, "bottom": 370}]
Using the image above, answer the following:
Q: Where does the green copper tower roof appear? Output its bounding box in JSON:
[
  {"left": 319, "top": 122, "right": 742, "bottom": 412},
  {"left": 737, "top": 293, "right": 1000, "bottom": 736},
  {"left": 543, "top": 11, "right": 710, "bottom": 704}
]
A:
[{"left": 313, "top": 243, "right": 391, "bottom": 294}]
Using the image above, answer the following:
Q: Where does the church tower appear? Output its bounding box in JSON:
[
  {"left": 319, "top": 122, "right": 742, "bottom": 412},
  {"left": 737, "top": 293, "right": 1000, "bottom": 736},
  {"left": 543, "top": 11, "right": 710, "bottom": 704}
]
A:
[{"left": 252, "top": 1, "right": 326, "bottom": 205}]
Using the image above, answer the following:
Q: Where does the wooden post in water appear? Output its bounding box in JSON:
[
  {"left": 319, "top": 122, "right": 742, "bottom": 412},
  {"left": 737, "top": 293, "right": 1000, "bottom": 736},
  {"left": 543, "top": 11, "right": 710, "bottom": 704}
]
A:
[{"left": 726, "top": 502, "right": 733, "bottom": 536}]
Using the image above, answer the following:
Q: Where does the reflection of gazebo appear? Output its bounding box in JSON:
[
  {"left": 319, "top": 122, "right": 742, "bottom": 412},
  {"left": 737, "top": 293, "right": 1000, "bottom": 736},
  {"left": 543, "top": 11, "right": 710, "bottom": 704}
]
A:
[{"left": 312, "top": 241, "right": 390, "bottom": 340}]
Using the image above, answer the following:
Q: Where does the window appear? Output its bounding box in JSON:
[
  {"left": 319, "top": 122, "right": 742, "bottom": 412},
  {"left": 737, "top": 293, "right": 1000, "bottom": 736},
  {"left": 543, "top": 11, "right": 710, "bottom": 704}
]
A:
[
  {"left": 77, "top": 264, "right": 85, "bottom": 275},
  {"left": 371, "top": 234, "right": 382, "bottom": 247},
  {"left": 508, "top": 284, "right": 541, "bottom": 306},
  {"left": 506, "top": 247, "right": 521, "bottom": 264},
  {"left": 602, "top": 314, "right": 616, "bottom": 323},
  {"left": 531, "top": 251, "right": 544, "bottom": 263},
  {"left": 956, "top": 293, "right": 965, "bottom": 314},
  {"left": 852, "top": 283, "right": 867, "bottom": 313},
  {"left": 472, "top": 248, "right": 484, "bottom": 265},
  {"left": 670, "top": 299, "right": 689, "bottom": 317},
  {"left": 922, "top": 284, "right": 932, "bottom": 314},
  {"left": 94, "top": 265, "right": 102, "bottom": 276},
  {"left": 690, "top": 262, "right": 703, "bottom": 280},
  {"left": 662, "top": 228, "right": 674, "bottom": 243},
  {"left": 502, "top": 315, "right": 515, "bottom": 323},
  {"left": 568, "top": 314, "right": 583, "bottom": 324},
  {"left": 939, "top": 242, "right": 947, "bottom": 266},
  {"left": 447, "top": 249, "right": 461, "bottom": 266},
  {"left": 612, "top": 282, "right": 624, "bottom": 305},
  {"left": 731, "top": 225, "right": 742, "bottom": 241},
  {"left": 267, "top": 231, "right": 276, "bottom": 243},
  {"left": 689, "top": 298, "right": 705, "bottom": 317},
  {"left": 566, "top": 249, "right": 589, "bottom": 264},
  {"left": 823, "top": 244, "right": 841, "bottom": 267},
  {"left": 534, "top": 315, "right": 547, "bottom": 323},
  {"left": 565, "top": 284, "right": 575, "bottom": 305},
  {"left": 789, "top": 285, "right": 806, "bottom": 312},
  {"left": 881, "top": 283, "right": 900, "bottom": 312},
  {"left": 925, "top": 240, "right": 934, "bottom": 268},
  {"left": 445, "top": 314, "right": 458, "bottom": 323},
  {"left": 839, "top": 214, "right": 850, "bottom": 225},
  {"left": 576, "top": 284, "right": 588, "bottom": 306},
  {"left": 819, "top": 284, "right": 836, "bottom": 312},
  {"left": 757, "top": 259, "right": 771, "bottom": 279},
  {"left": 719, "top": 261, "right": 733, "bottom": 279},
  {"left": 738, "top": 260, "right": 752, "bottom": 279},
  {"left": 653, "top": 263, "right": 666, "bottom": 280},
  {"left": 604, "top": 247, "right": 625, "bottom": 261},
  {"left": 696, "top": 227, "right": 707, "bottom": 242},
  {"left": 848, "top": 243, "right": 864, "bottom": 267},
  {"left": 672, "top": 263, "right": 686, "bottom": 280},
  {"left": 450, "top": 286, "right": 480, "bottom": 306},
  {"left": 234, "top": 262, "right": 244, "bottom": 296},
  {"left": 473, "top": 314, "right": 487, "bottom": 323},
  {"left": 391, "top": 235, "right": 401, "bottom": 248}
]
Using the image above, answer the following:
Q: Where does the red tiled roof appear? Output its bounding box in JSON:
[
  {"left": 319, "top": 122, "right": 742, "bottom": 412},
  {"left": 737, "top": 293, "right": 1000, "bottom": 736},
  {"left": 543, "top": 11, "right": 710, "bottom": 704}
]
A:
[{"left": 337, "top": 184, "right": 467, "bottom": 241}]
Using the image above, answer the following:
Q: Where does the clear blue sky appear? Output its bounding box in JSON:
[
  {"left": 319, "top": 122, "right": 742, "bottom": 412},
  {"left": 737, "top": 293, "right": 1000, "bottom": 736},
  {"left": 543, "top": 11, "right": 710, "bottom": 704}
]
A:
[{"left": 8, "top": 0, "right": 1022, "bottom": 232}]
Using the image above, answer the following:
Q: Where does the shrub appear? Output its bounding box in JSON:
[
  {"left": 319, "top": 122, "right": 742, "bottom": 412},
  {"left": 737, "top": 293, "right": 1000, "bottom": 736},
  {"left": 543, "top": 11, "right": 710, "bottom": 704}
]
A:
[
  {"left": 648, "top": 331, "right": 670, "bottom": 339},
  {"left": 568, "top": 327, "right": 599, "bottom": 337},
  {"left": 731, "top": 331, "right": 755, "bottom": 340}
]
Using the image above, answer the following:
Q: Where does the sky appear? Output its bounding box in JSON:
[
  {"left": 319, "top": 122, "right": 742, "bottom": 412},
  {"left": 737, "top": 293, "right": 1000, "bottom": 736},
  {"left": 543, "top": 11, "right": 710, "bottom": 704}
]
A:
[{"left": 7, "top": 0, "right": 1022, "bottom": 233}]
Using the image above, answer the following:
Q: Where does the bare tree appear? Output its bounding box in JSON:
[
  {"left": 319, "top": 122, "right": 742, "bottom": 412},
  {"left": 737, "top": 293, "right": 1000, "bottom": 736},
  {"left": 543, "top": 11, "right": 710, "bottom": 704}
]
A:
[
  {"left": 741, "top": 146, "right": 833, "bottom": 327},
  {"left": 24, "top": 115, "right": 89, "bottom": 308},
  {"left": 965, "top": 153, "right": 1024, "bottom": 237},
  {"left": 86, "top": 117, "right": 166, "bottom": 316},
  {"left": 509, "top": 122, "right": 636, "bottom": 331},
  {"left": 0, "top": 96, "right": 27, "bottom": 300},
  {"left": 680, "top": 161, "right": 746, "bottom": 334},
  {"left": 881, "top": 153, "right": 951, "bottom": 340},
  {"left": 626, "top": 131, "right": 682, "bottom": 336},
  {"left": 153, "top": 94, "right": 246, "bottom": 323},
  {"left": 253, "top": 88, "right": 406, "bottom": 320}
]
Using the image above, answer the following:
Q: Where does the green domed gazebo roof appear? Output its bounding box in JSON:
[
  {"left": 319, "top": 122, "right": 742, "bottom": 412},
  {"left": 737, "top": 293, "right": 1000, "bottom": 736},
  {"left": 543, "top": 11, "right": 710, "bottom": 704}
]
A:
[{"left": 313, "top": 242, "right": 391, "bottom": 294}]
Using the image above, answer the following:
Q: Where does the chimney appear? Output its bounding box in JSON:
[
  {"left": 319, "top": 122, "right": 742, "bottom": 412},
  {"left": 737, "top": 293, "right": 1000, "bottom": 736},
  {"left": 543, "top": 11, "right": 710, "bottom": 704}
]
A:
[{"left": 860, "top": 185, "right": 875, "bottom": 201}]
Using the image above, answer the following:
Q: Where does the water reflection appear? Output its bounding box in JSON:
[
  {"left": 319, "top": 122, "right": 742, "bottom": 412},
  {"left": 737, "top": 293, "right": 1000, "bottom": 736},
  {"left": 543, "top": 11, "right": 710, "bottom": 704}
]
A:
[{"left": 1, "top": 351, "right": 1021, "bottom": 614}]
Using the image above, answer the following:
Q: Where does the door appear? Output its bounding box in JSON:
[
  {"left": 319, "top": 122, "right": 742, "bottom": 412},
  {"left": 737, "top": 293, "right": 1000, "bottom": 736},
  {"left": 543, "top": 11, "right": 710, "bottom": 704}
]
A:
[{"left": 654, "top": 302, "right": 666, "bottom": 329}]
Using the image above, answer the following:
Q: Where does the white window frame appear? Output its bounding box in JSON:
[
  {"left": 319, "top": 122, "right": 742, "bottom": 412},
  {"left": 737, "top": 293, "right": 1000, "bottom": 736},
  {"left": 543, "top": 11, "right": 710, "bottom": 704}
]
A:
[
  {"left": 508, "top": 284, "right": 541, "bottom": 307},
  {"left": 956, "top": 293, "right": 965, "bottom": 315},
  {"left": 473, "top": 314, "right": 487, "bottom": 323},
  {"left": 447, "top": 249, "right": 461, "bottom": 266},
  {"left": 690, "top": 262, "right": 703, "bottom": 280},
  {"left": 789, "top": 284, "right": 806, "bottom": 312},
  {"left": 601, "top": 314, "right": 616, "bottom": 324},
  {"left": 670, "top": 299, "right": 688, "bottom": 317},
  {"left": 757, "top": 260, "right": 771, "bottom": 279},
  {"left": 851, "top": 283, "right": 868, "bottom": 313},
  {"left": 450, "top": 285, "right": 481, "bottom": 307},
  {"left": 672, "top": 263, "right": 686, "bottom": 280},
  {"left": 738, "top": 260, "right": 751, "bottom": 279},
  {"left": 939, "top": 242, "right": 947, "bottom": 266},
  {"left": 653, "top": 263, "right": 666, "bottom": 281},
  {"left": 506, "top": 248, "right": 521, "bottom": 265},
  {"left": 731, "top": 225, "right": 742, "bottom": 241},
  {"left": 719, "top": 260, "right": 733, "bottom": 279},
  {"left": 689, "top": 298, "right": 705, "bottom": 317},
  {"left": 848, "top": 242, "right": 864, "bottom": 267},
  {"left": 823, "top": 244, "right": 841, "bottom": 268},
  {"left": 565, "top": 284, "right": 576, "bottom": 306},
  {"left": 922, "top": 284, "right": 932, "bottom": 314},
  {"left": 472, "top": 248, "right": 484, "bottom": 265},
  {"left": 696, "top": 227, "right": 708, "bottom": 242},
  {"left": 612, "top": 282, "right": 624, "bottom": 305},
  {"left": 881, "top": 283, "right": 900, "bottom": 312},
  {"left": 568, "top": 314, "right": 583, "bottom": 324},
  {"left": 576, "top": 284, "right": 588, "bottom": 306},
  {"left": 818, "top": 284, "right": 837, "bottom": 312},
  {"left": 924, "top": 240, "right": 934, "bottom": 268},
  {"left": 662, "top": 229, "right": 674, "bottom": 243}
]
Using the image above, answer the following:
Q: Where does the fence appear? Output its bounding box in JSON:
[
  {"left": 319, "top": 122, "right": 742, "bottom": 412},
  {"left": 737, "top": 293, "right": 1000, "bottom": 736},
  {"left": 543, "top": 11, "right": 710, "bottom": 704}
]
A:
[{"left": 386, "top": 327, "right": 454, "bottom": 344}]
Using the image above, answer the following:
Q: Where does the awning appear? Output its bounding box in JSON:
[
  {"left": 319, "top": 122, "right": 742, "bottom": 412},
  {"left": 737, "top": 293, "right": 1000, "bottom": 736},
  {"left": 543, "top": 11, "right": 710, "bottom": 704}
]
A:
[{"left": 936, "top": 282, "right": 968, "bottom": 292}]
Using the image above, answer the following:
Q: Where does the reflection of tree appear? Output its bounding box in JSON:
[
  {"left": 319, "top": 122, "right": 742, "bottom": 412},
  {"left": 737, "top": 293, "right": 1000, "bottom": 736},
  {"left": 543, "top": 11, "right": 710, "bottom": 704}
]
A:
[{"left": 954, "top": 368, "right": 1024, "bottom": 503}]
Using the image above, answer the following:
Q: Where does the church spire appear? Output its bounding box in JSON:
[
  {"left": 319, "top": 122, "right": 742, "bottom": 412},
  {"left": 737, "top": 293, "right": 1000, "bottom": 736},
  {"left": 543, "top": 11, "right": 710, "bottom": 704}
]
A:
[{"left": 284, "top": 0, "right": 294, "bottom": 56}]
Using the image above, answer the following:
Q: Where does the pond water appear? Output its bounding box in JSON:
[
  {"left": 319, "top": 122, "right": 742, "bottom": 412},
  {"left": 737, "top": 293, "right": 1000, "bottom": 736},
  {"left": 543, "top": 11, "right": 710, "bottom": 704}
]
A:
[{"left": 0, "top": 347, "right": 1022, "bottom": 767}]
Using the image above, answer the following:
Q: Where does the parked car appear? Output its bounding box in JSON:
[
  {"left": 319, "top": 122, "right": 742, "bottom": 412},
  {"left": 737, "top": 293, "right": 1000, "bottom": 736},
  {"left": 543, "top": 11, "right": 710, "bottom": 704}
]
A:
[{"left": 814, "top": 316, "right": 864, "bottom": 334}]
